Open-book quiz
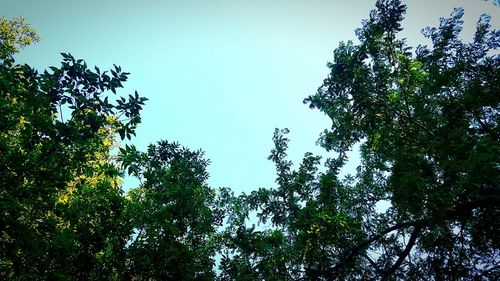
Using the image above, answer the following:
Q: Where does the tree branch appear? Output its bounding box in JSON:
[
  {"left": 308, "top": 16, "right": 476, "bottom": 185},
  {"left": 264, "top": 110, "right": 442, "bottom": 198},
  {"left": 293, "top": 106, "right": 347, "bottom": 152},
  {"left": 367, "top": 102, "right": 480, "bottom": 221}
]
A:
[
  {"left": 398, "top": 109, "right": 439, "bottom": 140},
  {"left": 59, "top": 103, "right": 64, "bottom": 122},
  {"left": 381, "top": 226, "right": 421, "bottom": 280},
  {"left": 328, "top": 220, "right": 422, "bottom": 276},
  {"left": 345, "top": 220, "right": 423, "bottom": 259},
  {"left": 328, "top": 194, "right": 500, "bottom": 278},
  {"left": 473, "top": 111, "right": 497, "bottom": 139},
  {"left": 361, "top": 252, "right": 383, "bottom": 275},
  {"left": 476, "top": 264, "right": 500, "bottom": 279}
]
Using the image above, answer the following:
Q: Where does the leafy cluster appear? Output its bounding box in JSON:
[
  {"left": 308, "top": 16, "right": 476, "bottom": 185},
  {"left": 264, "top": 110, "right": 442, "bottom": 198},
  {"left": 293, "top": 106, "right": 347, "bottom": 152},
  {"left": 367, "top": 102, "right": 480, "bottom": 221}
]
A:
[
  {"left": 1, "top": 1, "right": 499, "bottom": 280},
  {"left": 219, "top": 1, "right": 499, "bottom": 279}
]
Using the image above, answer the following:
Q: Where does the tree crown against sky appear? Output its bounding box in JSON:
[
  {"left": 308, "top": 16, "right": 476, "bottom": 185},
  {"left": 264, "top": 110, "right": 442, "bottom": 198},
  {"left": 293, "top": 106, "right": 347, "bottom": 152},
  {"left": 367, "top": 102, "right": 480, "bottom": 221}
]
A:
[{"left": 1, "top": 0, "right": 499, "bottom": 280}]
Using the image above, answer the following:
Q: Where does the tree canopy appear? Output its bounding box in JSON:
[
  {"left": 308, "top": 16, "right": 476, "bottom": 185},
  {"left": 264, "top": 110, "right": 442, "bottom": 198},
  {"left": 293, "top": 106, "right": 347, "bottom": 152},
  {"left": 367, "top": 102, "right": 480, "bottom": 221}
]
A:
[{"left": 1, "top": 1, "right": 499, "bottom": 280}]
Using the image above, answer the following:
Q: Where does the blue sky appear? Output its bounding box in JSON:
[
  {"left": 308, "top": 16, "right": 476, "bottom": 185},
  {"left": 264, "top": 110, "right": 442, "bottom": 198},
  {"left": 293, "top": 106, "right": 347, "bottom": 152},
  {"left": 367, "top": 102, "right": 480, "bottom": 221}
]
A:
[{"left": 3, "top": 0, "right": 498, "bottom": 194}]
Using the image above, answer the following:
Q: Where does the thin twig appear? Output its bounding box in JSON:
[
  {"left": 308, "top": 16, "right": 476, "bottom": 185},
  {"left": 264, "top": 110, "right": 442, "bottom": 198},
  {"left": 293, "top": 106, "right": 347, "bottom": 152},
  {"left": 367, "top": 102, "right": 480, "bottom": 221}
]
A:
[{"left": 59, "top": 103, "right": 64, "bottom": 122}]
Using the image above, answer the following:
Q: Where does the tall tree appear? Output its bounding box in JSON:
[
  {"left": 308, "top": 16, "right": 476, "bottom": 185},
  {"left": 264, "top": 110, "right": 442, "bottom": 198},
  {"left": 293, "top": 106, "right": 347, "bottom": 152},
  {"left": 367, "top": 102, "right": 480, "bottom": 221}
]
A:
[
  {"left": 222, "top": 0, "right": 499, "bottom": 280},
  {"left": 0, "top": 16, "right": 147, "bottom": 280},
  {"left": 303, "top": 0, "right": 499, "bottom": 279},
  {"left": 121, "top": 141, "right": 223, "bottom": 280},
  {"left": 2, "top": 1, "right": 499, "bottom": 279}
]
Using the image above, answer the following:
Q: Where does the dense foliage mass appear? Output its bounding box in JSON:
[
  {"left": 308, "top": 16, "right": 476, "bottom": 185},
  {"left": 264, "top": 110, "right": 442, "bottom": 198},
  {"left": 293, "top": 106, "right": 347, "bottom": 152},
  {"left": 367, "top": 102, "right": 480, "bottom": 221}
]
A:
[{"left": 1, "top": 1, "right": 499, "bottom": 280}]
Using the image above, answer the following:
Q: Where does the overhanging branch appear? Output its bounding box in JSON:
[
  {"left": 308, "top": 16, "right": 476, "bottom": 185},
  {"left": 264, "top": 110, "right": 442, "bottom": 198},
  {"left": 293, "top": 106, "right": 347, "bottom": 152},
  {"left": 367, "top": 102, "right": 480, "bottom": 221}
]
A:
[
  {"left": 328, "top": 194, "right": 500, "bottom": 278},
  {"left": 381, "top": 225, "right": 421, "bottom": 280}
]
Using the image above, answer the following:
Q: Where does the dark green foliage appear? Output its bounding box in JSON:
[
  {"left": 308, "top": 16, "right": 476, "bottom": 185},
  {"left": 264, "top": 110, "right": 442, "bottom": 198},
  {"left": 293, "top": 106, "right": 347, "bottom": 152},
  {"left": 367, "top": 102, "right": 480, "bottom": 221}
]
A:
[
  {"left": 0, "top": 17, "right": 145, "bottom": 280},
  {"left": 219, "top": 0, "right": 499, "bottom": 280},
  {"left": 1, "top": 0, "right": 499, "bottom": 279},
  {"left": 1, "top": 16, "right": 222, "bottom": 280},
  {"left": 301, "top": 0, "right": 500, "bottom": 279},
  {"left": 122, "top": 141, "right": 222, "bottom": 280}
]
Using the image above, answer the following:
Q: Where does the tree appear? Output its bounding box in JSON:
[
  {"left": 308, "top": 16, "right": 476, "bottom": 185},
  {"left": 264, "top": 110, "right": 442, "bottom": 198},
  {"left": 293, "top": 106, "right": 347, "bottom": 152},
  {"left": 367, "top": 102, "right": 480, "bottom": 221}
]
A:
[
  {"left": 0, "top": 16, "right": 147, "bottom": 280},
  {"left": 1, "top": 15, "right": 223, "bottom": 280},
  {"left": 0, "top": 16, "right": 39, "bottom": 60},
  {"left": 222, "top": 0, "right": 499, "bottom": 280},
  {"left": 303, "top": 0, "right": 499, "bottom": 279},
  {"left": 2, "top": 1, "right": 499, "bottom": 279},
  {"left": 120, "top": 141, "right": 223, "bottom": 280}
]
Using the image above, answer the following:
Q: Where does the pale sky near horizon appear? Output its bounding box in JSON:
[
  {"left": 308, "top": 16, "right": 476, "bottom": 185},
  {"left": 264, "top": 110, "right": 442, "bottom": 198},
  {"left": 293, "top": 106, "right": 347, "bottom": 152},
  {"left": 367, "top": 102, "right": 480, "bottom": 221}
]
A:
[{"left": 3, "top": 0, "right": 498, "bottom": 194}]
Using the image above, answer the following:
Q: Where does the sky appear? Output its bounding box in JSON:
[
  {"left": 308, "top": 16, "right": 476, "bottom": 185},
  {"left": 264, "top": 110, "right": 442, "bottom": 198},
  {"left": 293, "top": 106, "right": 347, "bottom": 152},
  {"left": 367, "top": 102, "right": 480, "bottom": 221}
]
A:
[{"left": 3, "top": 0, "right": 499, "bottom": 194}]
